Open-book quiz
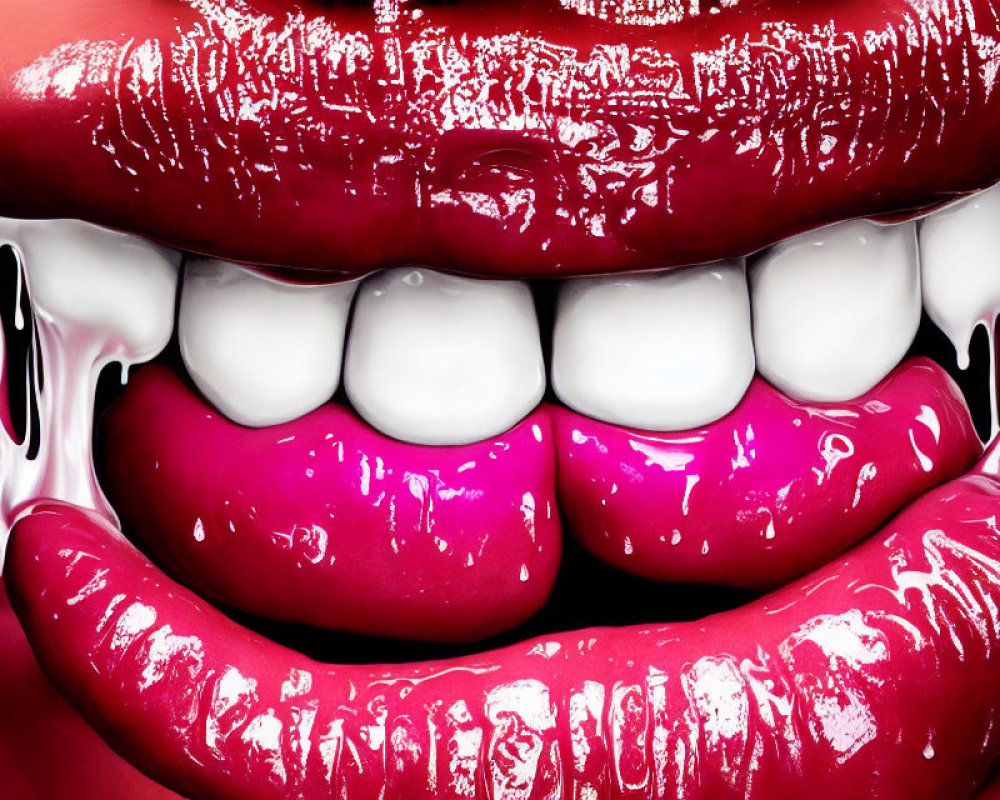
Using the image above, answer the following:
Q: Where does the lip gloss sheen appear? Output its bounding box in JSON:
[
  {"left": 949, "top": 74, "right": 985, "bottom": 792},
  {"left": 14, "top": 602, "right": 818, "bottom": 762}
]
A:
[{"left": 1, "top": 0, "right": 999, "bottom": 275}]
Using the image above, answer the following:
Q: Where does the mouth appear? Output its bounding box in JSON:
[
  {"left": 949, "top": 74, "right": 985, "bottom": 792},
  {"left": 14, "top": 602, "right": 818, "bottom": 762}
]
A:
[{"left": 4, "top": 1, "right": 1000, "bottom": 799}]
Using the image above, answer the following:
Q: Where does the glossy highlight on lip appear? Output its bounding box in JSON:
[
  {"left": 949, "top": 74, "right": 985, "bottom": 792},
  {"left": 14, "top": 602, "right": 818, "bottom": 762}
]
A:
[
  {"left": 0, "top": 582, "right": 178, "bottom": 800},
  {"left": 10, "top": 455, "right": 1000, "bottom": 800},
  {"left": 2, "top": 0, "right": 1000, "bottom": 274}
]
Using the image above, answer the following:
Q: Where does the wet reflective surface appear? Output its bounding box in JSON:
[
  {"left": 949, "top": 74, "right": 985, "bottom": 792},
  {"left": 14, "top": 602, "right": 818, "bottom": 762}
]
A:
[
  {"left": 101, "top": 357, "right": 980, "bottom": 647},
  {"left": 9, "top": 462, "right": 1000, "bottom": 799},
  {"left": 0, "top": 580, "right": 182, "bottom": 800},
  {"left": 557, "top": 358, "right": 981, "bottom": 588},
  {"left": 102, "top": 365, "right": 561, "bottom": 643},
  {"left": 4, "top": 2, "right": 1000, "bottom": 798},
  {"left": 2, "top": 0, "right": 1000, "bottom": 274}
]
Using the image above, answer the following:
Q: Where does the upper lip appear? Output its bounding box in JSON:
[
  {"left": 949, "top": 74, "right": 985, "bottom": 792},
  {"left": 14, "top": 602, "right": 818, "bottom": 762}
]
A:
[{"left": 2, "top": 0, "right": 1000, "bottom": 275}]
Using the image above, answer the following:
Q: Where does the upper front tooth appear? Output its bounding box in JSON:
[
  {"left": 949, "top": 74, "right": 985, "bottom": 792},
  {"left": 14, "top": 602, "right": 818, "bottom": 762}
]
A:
[
  {"left": 179, "top": 259, "right": 358, "bottom": 427},
  {"left": 344, "top": 268, "right": 545, "bottom": 445},
  {"left": 919, "top": 184, "right": 1000, "bottom": 369},
  {"left": 750, "top": 219, "right": 921, "bottom": 402},
  {"left": 551, "top": 260, "right": 755, "bottom": 430},
  {"left": 0, "top": 218, "right": 180, "bottom": 364}
]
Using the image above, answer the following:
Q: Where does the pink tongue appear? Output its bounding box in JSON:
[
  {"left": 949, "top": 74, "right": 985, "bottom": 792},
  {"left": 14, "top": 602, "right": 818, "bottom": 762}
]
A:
[
  {"left": 556, "top": 357, "right": 982, "bottom": 589},
  {"left": 102, "top": 357, "right": 978, "bottom": 643},
  {"left": 101, "top": 365, "right": 562, "bottom": 644}
]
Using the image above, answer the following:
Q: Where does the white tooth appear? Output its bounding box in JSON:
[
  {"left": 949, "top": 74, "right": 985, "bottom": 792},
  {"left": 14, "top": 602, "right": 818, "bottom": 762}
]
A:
[
  {"left": 552, "top": 260, "right": 755, "bottom": 430},
  {"left": 750, "top": 219, "right": 920, "bottom": 402},
  {"left": 344, "top": 268, "right": 545, "bottom": 445},
  {"left": 0, "top": 218, "right": 180, "bottom": 365},
  {"left": 919, "top": 184, "right": 1000, "bottom": 370},
  {"left": 179, "top": 258, "right": 358, "bottom": 428}
]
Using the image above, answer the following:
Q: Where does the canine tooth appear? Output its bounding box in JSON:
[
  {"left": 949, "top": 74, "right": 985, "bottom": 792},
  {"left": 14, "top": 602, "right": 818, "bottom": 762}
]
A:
[
  {"left": 751, "top": 219, "right": 920, "bottom": 402},
  {"left": 919, "top": 184, "right": 1000, "bottom": 370},
  {"left": 344, "top": 268, "right": 545, "bottom": 445},
  {"left": 0, "top": 218, "right": 180, "bottom": 365},
  {"left": 179, "top": 259, "right": 357, "bottom": 427},
  {"left": 551, "top": 260, "right": 754, "bottom": 430}
]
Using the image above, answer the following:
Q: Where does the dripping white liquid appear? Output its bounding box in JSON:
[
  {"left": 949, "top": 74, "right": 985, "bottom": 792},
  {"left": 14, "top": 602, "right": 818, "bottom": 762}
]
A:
[{"left": 0, "top": 219, "right": 179, "bottom": 570}]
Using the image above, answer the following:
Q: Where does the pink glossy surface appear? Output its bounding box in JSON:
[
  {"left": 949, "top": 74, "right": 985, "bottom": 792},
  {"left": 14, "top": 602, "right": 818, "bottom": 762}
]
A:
[
  {"left": 556, "top": 358, "right": 982, "bottom": 588},
  {"left": 10, "top": 452, "right": 1000, "bottom": 799},
  {"left": 101, "top": 365, "right": 561, "bottom": 643},
  {"left": 1, "top": 0, "right": 999, "bottom": 274},
  {"left": 0, "top": 579, "right": 184, "bottom": 800}
]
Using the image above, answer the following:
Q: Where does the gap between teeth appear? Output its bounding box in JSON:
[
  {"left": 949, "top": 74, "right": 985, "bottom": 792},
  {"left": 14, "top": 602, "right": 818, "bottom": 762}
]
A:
[{"left": 5, "top": 186, "right": 1000, "bottom": 449}]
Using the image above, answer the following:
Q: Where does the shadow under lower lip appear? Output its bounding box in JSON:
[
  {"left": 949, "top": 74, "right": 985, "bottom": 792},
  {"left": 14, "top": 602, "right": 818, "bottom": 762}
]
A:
[{"left": 183, "top": 527, "right": 759, "bottom": 666}]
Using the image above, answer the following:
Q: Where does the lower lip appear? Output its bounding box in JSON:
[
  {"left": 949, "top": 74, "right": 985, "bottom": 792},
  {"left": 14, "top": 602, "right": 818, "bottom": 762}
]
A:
[
  {"left": 9, "top": 450, "right": 1000, "bottom": 799},
  {"left": 0, "top": 581, "right": 178, "bottom": 800}
]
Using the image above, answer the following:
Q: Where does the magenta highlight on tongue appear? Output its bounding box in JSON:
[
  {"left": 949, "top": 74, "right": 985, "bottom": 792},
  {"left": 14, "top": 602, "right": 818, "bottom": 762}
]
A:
[
  {"left": 101, "top": 358, "right": 981, "bottom": 643},
  {"left": 103, "top": 365, "right": 562, "bottom": 644}
]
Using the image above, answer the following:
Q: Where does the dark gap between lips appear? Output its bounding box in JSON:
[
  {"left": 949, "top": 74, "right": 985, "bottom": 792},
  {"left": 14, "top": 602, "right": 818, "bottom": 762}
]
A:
[
  {"left": 0, "top": 244, "right": 42, "bottom": 457},
  {"left": 71, "top": 264, "right": 994, "bottom": 665}
]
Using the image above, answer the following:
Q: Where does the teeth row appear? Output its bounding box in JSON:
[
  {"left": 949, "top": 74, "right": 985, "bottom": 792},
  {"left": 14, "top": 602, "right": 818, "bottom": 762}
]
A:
[
  {"left": 34, "top": 186, "right": 990, "bottom": 445},
  {"left": 179, "top": 217, "right": 926, "bottom": 444}
]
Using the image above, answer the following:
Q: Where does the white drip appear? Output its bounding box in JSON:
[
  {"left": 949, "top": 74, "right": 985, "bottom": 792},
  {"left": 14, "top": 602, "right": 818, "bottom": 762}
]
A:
[
  {"left": 0, "top": 218, "right": 179, "bottom": 570},
  {"left": 13, "top": 262, "right": 24, "bottom": 332},
  {"left": 919, "top": 185, "right": 1000, "bottom": 442}
]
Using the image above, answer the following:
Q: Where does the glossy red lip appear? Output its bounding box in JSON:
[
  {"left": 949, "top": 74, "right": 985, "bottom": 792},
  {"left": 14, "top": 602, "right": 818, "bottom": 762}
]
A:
[
  {"left": 2, "top": 0, "right": 1000, "bottom": 275},
  {"left": 10, "top": 456, "right": 1000, "bottom": 800}
]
